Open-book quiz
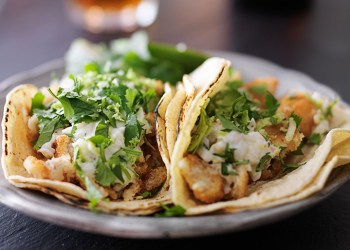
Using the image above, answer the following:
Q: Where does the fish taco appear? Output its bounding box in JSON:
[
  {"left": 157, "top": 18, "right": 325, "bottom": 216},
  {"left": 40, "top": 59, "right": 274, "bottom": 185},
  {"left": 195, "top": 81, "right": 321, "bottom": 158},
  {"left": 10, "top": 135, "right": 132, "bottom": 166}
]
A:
[
  {"left": 2, "top": 69, "right": 172, "bottom": 214},
  {"left": 171, "top": 57, "right": 350, "bottom": 215}
]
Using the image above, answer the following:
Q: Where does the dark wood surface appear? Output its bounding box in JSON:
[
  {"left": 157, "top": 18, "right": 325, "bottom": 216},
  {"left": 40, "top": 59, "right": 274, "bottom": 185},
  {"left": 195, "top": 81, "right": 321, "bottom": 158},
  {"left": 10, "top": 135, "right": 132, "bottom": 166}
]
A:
[{"left": 1, "top": 0, "right": 350, "bottom": 249}]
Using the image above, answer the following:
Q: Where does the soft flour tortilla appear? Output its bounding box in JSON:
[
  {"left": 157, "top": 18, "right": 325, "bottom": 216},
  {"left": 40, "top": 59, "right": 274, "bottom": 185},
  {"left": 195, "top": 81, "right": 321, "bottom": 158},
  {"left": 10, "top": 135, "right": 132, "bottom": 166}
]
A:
[
  {"left": 155, "top": 83, "right": 175, "bottom": 188},
  {"left": 2, "top": 84, "right": 171, "bottom": 215},
  {"left": 170, "top": 57, "right": 350, "bottom": 215},
  {"left": 170, "top": 57, "right": 231, "bottom": 210}
]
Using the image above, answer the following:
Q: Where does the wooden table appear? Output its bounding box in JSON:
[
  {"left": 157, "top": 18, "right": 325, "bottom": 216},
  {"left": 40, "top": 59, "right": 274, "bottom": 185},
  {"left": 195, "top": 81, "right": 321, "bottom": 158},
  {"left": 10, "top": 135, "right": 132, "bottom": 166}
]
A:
[{"left": 1, "top": 0, "right": 350, "bottom": 249}]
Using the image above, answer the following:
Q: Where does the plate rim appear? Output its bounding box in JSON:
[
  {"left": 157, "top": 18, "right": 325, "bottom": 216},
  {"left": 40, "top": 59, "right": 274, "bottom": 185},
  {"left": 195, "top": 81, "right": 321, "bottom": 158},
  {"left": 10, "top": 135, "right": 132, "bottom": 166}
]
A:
[{"left": 0, "top": 51, "right": 349, "bottom": 239}]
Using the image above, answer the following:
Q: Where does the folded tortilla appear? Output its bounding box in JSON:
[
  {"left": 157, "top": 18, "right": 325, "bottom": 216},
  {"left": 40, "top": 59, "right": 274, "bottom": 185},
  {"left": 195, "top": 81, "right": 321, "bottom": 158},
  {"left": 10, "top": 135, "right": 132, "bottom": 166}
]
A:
[
  {"left": 170, "top": 57, "right": 350, "bottom": 215},
  {"left": 2, "top": 84, "right": 171, "bottom": 215}
]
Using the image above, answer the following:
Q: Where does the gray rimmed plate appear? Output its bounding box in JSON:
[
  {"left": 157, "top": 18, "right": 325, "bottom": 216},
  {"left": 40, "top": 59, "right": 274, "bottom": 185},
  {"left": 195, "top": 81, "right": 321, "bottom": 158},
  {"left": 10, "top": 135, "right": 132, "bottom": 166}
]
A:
[{"left": 1, "top": 52, "right": 350, "bottom": 239}]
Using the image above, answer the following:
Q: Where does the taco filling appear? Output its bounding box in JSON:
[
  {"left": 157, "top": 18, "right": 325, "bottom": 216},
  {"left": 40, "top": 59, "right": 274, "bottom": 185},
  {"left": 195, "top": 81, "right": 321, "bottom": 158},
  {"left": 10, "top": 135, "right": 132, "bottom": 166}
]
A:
[
  {"left": 180, "top": 77, "right": 340, "bottom": 204},
  {"left": 24, "top": 69, "right": 167, "bottom": 206}
]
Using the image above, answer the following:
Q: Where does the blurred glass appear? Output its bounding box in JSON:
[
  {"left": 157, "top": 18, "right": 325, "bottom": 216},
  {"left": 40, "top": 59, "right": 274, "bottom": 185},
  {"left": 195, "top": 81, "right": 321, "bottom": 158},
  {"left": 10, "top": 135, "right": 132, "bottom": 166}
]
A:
[{"left": 65, "top": 0, "right": 159, "bottom": 33}]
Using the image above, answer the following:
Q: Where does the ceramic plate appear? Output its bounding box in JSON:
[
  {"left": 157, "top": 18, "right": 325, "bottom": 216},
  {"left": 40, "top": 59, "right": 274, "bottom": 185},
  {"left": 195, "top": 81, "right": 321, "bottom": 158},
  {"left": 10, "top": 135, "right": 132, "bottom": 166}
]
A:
[{"left": 1, "top": 52, "right": 349, "bottom": 238}]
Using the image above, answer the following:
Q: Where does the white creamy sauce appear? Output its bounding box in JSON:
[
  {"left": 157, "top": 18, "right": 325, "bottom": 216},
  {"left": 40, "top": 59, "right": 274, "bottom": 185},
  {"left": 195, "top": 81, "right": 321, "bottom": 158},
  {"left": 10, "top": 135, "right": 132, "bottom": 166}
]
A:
[
  {"left": 197, "top": 120, "right": 276, "bottom": 187},
  {"left": 73, "top": 122, "right": 99, "bottom": 140},
  {"left": 73, "top": 139, "right": 99, "bottom": 177},
  {"left": 104, "top": 126, "right": 126, "bottom": 160}
]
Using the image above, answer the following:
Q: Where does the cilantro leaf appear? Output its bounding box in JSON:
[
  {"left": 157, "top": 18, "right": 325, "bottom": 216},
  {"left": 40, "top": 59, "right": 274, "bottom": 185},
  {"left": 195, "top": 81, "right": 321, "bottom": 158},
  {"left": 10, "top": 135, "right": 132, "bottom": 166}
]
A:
[
  {"left": 250, "top": 85, "right": 267, "bottom": 95},
  {"left": 290, "top": 113, "right": 302, "bottom": 128},
  {"left": 215, "top": 145, "right": 249, "bottom": 176},
  {"left": 264, "top": 92, "right": 279, "bottom": 116},
  {"left": 95, "top": 122, "right": 109, "bottom": 137},
  {"left": 123, "top": 147, "right": 142, "bottom": 156},
  {"left": 125, "top": 89, "right": 138, "bottom": 110},
  {"left": 217, "top": 115, "right": 245, "bottom": 133},
  {"left": 70, "top": 99, "right": 96, "bottom": 122},
  {"left": 85, "top": 176, "right": 103, "bottom": 209},
  {"left": 31, "top": 91, "right": 45, "bottom": 112},
  {"left": 143, "top": 89, "right": 158, "bottom": 113},
  {"left": 325, "top": 100, "right": 337, "bottom": 118},
  {"left": 33, "top": 117, "right": 60, "bottom": 150},
  {"left": 292, "top": 139, "right": 305, "bottom": 155},
  {"left": 84, "top": 62, "right": 100, "bottom": 73},
  {"left": 256, "top": 153, "right": 271, "bottom": 172},
  {"left": 282, "top": 162, "right": 306, "bottom": 174},
  {"left": 221, "top": 163, "right": 237, "bottom": 176},
  {"left": 89, "top": 135, "right": 110, "bottom": 147},
  {"left": 124, "top": 113, "right": 141, "bottom": 147},
  {"left": 139, "top": 185, "right": 162, "bottom": 199},
  {"left": 308, "top": 133, "right": 322, "bottom": 145},
  {"left": 206, "top": 82, "right": 242, "bottom": 117},
  {"left": 48, "top": 88, "right": 74, "bottom": 120},
  {"left": 188, "top": 108, "right": 212, "bottom": 153},
  {"left": 278, "top": 146, "right": 306, "bottom": 173},
  {"left": 95, "top": 158, "right": 116, "bottom": 187},
  {"left": 155, "top": 204, "right": 186, "bottom": 217}
]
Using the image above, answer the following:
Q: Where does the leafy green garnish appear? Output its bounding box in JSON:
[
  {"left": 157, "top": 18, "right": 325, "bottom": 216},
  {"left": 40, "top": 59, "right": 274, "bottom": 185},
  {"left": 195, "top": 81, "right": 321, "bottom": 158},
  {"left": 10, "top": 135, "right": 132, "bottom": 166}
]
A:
[
  {"left": 256, "top": 153, "right": 272, "bottom": 172},
  {"left": 84, "top": 176, "right": 103, "bottom": 209},
  {"left": 292, "top": 139, "right": 305, "bottom": 155},
  {"left": 250, "top": 85, "right": 267, "bottom": 95},
  {"left": 95, "top": 158, "right": 116, "bottom": 187},
  {"left": 278, "top": 146, "right": 305, "bottom": 173},
  {"left": 95, "top": 122, "right": 109, "bottom": 137},
  {"left": 187, "top": 107, "right": 212, "bottom": 153},
  {"left": 290, "top": 113, "right": 302, "bottom": 128},
  {"left": 108, "top": 149, "right": 138, "bottom": 183},
  {"left": 325, "top": 100, "right": 337, "bottom": 118},
  {"left": 214, "top": 144, "right": 249, "bottom": 176},
  {"left": 155, "top": 204, "right": 186, "bottom": 217},
  {"left": 33, "top": 117, "right": 59, "bottom": 150},
  {"left": 264, "top": 92, "right": 279, "bottom": 117},
  {"left": 89, "top": 135, "right": 110, "bottom": 147},
  {"left": 124, "top": 113, "right": 141, "bottom": 147},
  {"left": 69, "top": 98, "right": 96, "bottom": 123},
  {"left": 125, "top": 89, "right": 138, "bottom": 110},
  {"left": 84, "top": 62, "right": 100, "bottom": 73},
  {"left": 206, "top": 81, "right": 243, "bottom": 117},
  {"left": 31, "top": 91, "right": 45, "bottom": 112},
  {"left": 48, "top": 88, "right": 74, "bottom": 121},
  {"left": 308, "top": 133, "right": 322, "bottom": 145},
  {"left": 217, "top": 115, "right": 246, "bottom": 134},
  {"left": 282, "top": 162, "right": 306, "bottom": 173},
  {"left": 139, "top": 185, "right": 162, "bottom": 199}
]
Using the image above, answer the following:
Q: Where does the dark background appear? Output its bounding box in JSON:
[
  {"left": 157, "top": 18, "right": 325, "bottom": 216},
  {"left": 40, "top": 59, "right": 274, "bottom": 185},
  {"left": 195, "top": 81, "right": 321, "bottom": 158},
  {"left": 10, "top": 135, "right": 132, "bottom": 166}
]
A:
[{"left": 1, "top": 0, "right": 350, "bottom": 249}]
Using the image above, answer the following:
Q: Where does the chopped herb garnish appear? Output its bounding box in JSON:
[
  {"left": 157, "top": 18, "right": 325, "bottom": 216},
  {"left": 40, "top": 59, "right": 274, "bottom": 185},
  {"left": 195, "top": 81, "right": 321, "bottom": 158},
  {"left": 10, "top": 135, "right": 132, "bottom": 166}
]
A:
[
  {"left": 250, "top": 85, "right": 267, "bottom": 95},
  {"left": 188, "top": 107, "right": 212, "bottom": 153},
  {"left": 278, "top": 146, "right": 305, "bottom": 173},
  {"left": 124, "top": 113, "right": 141, "bottom": 147},
  {"left": 215, "top": 145, "right": 249, "bottom": 176},
  {"left": 48, "top": 88, "right": 74, "bottom": 121},
  {"left": 325, "top": 100, "right": 337, "bottom": 118},
  {"left": 155, "top": 204, "right": 186, "bottom": 217},
  {"left": 31, "top": 91, "right": 45, "bottom": 113},
  {"left": 308, "top": 133, "right": 322, "bottom": 145},
  {"left": 282, "top": 162, "right": 306, "bottom": 174},
  {"left": 292, "top": 139, "right": 305, "bottom": 155},
  {"left": 264, "top": 92, "right": 279, "bottom": 117},
  {"left": 95, "top": 158, "right": 116, "bottom": 187},
  {"left": 289, "top": 113, "right": 302, "bottom": 128},
  {"left": 256, "top": 153, "right": 272, "bottom": 172},
  {"left": 85, "top": 176, "right": 103, "bottom": 209}
]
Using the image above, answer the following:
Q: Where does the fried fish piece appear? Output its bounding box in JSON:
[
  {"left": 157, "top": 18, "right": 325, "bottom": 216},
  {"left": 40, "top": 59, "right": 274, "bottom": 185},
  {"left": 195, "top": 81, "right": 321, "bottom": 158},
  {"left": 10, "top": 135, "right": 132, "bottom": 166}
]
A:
[
  {"left": 279, "top": 94, "right": 317, "bottom": 137},
  {"left": 179, "top": 154, "right": 225, "bottom": 204}
]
